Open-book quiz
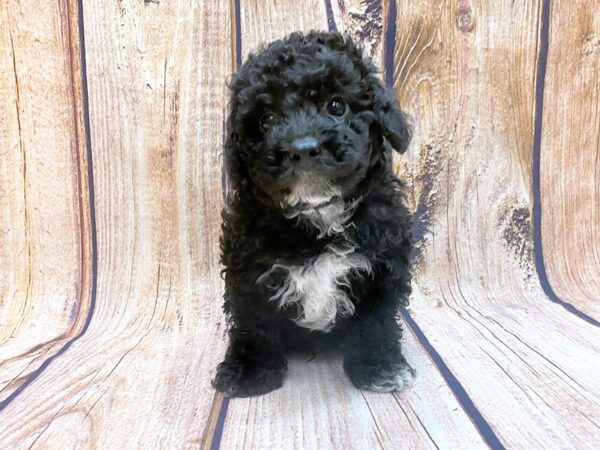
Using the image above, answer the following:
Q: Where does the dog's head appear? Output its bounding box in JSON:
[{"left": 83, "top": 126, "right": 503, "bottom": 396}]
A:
[{"left": 225, "top": 31, "right": 410, "bottom": 234}]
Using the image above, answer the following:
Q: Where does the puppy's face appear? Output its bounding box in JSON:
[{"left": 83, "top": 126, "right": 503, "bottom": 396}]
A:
[{"left": 226, "top": 32, "right": 410, "bottom": 214}]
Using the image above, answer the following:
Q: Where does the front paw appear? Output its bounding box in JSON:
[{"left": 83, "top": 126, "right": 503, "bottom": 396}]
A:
[
  {"left": 212, "top": 357, "right": 287, "bottom": 397},
  {"left": 344, "top": 358, "right": 416, "bottom": 392}
]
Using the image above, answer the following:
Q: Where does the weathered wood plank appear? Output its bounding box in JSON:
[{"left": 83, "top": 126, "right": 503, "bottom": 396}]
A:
[
  {"left": 221, "top": 329, "right": 485, "bottom": 450},
  {"left": 0, "top": 0, "right": 92, "bottom": 401},
  {"left": 0, "top": 0, "right": 231, "bottom": 447},
  {"left": 239, "top": 0, "right": 328, "bottom": 53},
  {"left": 219, "top": 2, "right": 487, "bottom": 448},
  {"left": 330, "top": 0, "right": 385, "bottom": 68},
  {"left": 392, "top": 0, "right": 600, "bottom": 447},
  {"left": 540, "top": 1, "right": 600, "bottom": 319}
]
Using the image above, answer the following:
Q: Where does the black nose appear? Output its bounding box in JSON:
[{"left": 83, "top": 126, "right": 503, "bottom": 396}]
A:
[{"left": 288, "top": 136, "right": 321, "bottom": 162}]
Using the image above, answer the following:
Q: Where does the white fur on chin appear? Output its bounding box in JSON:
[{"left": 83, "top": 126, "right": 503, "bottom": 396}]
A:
[
  {"left": 260, "top": 245, "right": 371, "bottom": 331},
  {"left": 281, "top": 177, "right": 359, "bottom": 237}
]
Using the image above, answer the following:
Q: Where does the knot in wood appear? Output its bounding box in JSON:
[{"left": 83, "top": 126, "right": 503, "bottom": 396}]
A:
[{"left": 457, "top": 5, "right": 474, "bottom": 32}]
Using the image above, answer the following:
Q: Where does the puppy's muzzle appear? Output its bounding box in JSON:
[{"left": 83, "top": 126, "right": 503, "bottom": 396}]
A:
[{"left": 287, "top": 136, "right": 321, "bottom": 167}]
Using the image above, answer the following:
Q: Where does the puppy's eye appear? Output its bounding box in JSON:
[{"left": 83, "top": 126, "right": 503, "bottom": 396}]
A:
[
  {"left": 259, "top": 112, "right": 276, "bottom": 132},
  {"left": 326, "top": 98, "right": 346, "bottom": 117}
]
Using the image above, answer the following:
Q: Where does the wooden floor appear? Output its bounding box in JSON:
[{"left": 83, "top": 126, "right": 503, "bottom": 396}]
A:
[{"left": 1, "top": 0, "right": 599, "bottom": 448}]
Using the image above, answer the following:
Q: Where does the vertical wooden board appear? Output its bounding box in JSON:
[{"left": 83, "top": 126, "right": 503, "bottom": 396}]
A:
[
  {"left": 391, "top": 1, "right": 600, "bottom": 446},
  {"left": 0, "top": 0, "right": 87, "bottom": 396},
  {"left": 0, "top": 0, "right": 231, "bottom": 447},
  {"left": 540, "top": 1, "right": 600, "bottom": 318},
  {"left": 330, "top": 0, "right": 385, "bottom": 68},
  {"left": 239, "top": 0, "right": 328, "bottom": 55},
  {"left": 392, "top": 0, "right": 538, "bottom": 292}
]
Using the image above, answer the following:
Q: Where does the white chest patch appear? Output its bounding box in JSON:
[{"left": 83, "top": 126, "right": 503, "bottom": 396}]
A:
[{"left": 259, "top": 246, "right": 372, "bottom": 331}]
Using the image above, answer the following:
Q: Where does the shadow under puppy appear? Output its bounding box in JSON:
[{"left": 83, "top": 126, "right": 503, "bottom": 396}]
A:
[{"left": 214, "top": 31, "right": 414, "bottom": 397}]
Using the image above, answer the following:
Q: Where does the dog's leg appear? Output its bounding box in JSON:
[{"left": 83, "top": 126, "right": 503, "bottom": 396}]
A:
[
  {"left": 342, "top": 301, "right": 415, "bottom": 392},
  {"left": 212, "top": 324, "right": 287, "bottom": 397}
]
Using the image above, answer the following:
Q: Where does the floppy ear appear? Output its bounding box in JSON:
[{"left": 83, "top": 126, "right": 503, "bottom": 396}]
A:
[
  {"left": 223, "top": 105, "right": 249, "bottom": 192},
  {"left": 372, "top": 82, "right": 412, "bottom": 154}
]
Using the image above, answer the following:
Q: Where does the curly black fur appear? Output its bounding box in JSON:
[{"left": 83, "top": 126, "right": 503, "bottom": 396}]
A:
[{"left": 213, "top": 31, "right": 415, "bottom": 397}]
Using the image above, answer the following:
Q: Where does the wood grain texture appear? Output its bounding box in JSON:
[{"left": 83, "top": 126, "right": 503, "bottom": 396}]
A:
[
  {"left": 394, "top": 0, "right": 537, "bottom": 287},
  {"left": 330, "top": 0, "right": 386, "bottom": 68},
  {"left": 0, "top": 0, "right": 92, "bottom": 401},
  {"left": 239, "top": 0, "right": 328, "bottom": 55},
  {"left": 0, "top": 0, "right": 230, "bottom": 447},
  {"left": 392, "top": 0, "right": 600, "bottom": 447},
  {"left": 221, "top": 329, "right": 485, "bottom": 450},
  {"left": 540, "top": 1, "right": 600, "bottom": 318}
]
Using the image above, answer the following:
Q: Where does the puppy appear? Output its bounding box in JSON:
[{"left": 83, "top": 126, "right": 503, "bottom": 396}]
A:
[{"left": 213, "top": 31, "right": 414, "bottom": 397}]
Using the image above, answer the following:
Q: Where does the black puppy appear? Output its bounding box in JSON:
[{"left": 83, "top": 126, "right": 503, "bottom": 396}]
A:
[{"left": 213, "top": 31, "right": 414, "bottom": 397}]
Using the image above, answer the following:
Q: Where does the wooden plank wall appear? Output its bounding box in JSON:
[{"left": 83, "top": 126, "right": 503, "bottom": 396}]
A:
[
  {"left": 1, "top": 0, "right": 599, "bottom": 449},
  {"left": 1, "top": 0, "right": 91, "bottom": 400},
  {"left": 540, "top": 2, "right": 600, "bottom": 318}
]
